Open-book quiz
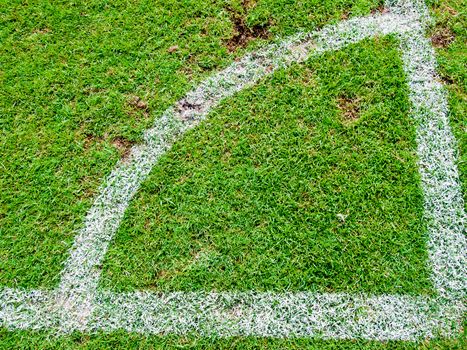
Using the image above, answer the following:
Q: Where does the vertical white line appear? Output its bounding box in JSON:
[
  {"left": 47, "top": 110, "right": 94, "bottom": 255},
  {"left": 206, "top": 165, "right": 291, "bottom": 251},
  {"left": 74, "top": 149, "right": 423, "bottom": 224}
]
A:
[{"left": 390, "top": 0, "right": 466, "bottom": 302}]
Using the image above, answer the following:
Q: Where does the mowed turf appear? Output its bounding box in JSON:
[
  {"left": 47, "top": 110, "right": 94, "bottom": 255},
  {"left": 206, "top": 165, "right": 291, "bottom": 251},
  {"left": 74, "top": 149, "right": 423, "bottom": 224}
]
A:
[
  {"left": 1, "top": 0, "right": 466, "bottom": 349},
  {"left": 0, "top": 0, "right": 236, "bottom": 289},
  {"left": 0, "top": 0, "right": 382, "bottom": 289},
  {"left": 101, "top": 37, "right": 432, "bottom": 295}
]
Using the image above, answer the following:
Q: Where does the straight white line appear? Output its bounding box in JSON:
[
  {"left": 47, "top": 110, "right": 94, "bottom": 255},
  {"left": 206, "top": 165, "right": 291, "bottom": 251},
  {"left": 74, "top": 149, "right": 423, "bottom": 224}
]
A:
[
  {"left": 91, "top": 291, "right": 460, "bottom": 339},
  {"left": 393, "top": 3, "right": 466, "bottom": 331},
  {"left": 0, "top": 289, "right": 56, "bottom": 332},
  {"left": 399, "top": 29, "right": 466, "bottom": 301},
  {"left": 0, "top": 289, "right": 461, "bottom": 340}
]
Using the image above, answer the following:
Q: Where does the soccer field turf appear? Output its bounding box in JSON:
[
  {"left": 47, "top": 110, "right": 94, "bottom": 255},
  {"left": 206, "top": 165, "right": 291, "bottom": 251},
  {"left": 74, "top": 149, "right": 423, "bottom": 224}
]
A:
[{"left": 0, "top": 0, "right": 465, "bottom": 348}]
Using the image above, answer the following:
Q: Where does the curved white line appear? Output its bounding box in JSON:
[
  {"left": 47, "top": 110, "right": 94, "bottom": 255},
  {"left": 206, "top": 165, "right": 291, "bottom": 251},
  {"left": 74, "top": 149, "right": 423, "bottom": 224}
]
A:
[{"left": 56, "top": 11, "right": 422, "bottom": 328}]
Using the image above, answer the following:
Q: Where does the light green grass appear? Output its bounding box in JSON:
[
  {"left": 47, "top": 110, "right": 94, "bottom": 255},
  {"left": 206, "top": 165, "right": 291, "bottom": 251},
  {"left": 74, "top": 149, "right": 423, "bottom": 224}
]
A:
[
  {"left": 0, "top": 0, "right": 465, "bottom": 348},
  {"left": 0, "top": 0, "right": 381, "bottom": 289},
  {"left": 101, "top": 37, "right": 432, "bottom": 295}
]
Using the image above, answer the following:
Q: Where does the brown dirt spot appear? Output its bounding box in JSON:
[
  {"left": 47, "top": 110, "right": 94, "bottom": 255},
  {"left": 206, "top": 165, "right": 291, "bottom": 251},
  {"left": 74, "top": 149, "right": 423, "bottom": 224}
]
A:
[
  {"left": 128, "top": 96, "right": 148, "bottom": 110},
  {"left": 156, "top": 270, "right": 169, "bottom": 279},
  {"left": 82, "top": 132, "right": 135, "bottom": 161},
  {"left": 33, "top": 28, "right": 51, "bottom": 35},
  {"left": 441, "top": 5, "right": 458, "bottom": 16},
  {"left": 128, "top": 95, "right": 149, "bottom": 111},
  {"left": 431, "top": 27, "right": 455, "bottom": 48},
  {"left": 440, "top": 74, "right": 454, "bottom": 85},
  {"left": 371, "top": 5, "right": 390, "bottom": 15},
  {"left": 168, "top": 45, "right": 179, "bottom": 53},
  {"left": 224, "top": 1, "right": 271, "bottom": 52},
  {"left": 337, "top": 96, "right": 361, "bottom": 124},
  {"left": 126, "top": 95, "right": 151, "bottom": 120},
  {"left": 111, "top": 137, "right": 136, "bottom": 161},
  {"left": 83, "top": 133, "right": 104, "bottom": 150}
]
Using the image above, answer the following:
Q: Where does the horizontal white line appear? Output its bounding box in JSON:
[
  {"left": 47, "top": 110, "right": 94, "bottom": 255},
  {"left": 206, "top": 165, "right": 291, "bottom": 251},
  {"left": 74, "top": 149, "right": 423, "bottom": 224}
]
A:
[{"left": 0, "top": 288, "right": 462, "bottom": 340}]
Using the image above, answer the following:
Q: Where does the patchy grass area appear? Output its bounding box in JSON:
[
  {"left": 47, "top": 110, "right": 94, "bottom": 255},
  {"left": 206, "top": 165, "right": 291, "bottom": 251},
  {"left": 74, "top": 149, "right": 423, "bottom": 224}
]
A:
[
  {"left": 101, "top": 37, "right": 432, "bottom": 296},
  {"left": 0, "top": 0, "right": 465, "bottom": 348}
]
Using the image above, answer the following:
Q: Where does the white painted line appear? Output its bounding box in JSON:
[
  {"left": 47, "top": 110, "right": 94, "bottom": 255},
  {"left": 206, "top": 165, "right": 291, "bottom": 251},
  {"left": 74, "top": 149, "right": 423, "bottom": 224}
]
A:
[
  {"left": 0, "top": 289, "right": 56, "bottom": 332},
  {"left": 399, "top": 30, "right": 466, "bottom": 301},
  {"left": 0, "top": 288, "right": 462, "bottom": 340},
  {"left": 91, "top": 291, "right": 461, "bottom": 339},
  {"left": 0, "top": 0, "right": 465, "bottom": 339}
]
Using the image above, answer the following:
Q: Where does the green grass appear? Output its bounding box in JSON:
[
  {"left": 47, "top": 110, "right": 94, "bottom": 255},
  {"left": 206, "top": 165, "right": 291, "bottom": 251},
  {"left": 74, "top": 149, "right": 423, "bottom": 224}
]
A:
[
  {"left": 0, "top": 0, "right": 230, "bottom": 289},
  {"left": 101, "top": 37, "right": 432, "bottom": 295},
  {"left": 0, "top": 0, "right": 465, "bottom": 348},
  {"left": 0, "top": 0, "right": 381, "bottom": 290},
  {"left": 0, "top": 330, "right": 465, "bottom": 350}
]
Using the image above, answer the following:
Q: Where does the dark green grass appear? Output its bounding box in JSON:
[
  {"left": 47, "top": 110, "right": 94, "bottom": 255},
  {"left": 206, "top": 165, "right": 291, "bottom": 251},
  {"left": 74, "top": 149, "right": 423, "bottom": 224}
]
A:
[
  {"left": 0, "top": 0, "right": 381, "bottom": 289},
  {"left": 101, "top": 37, "right": 432, "bottom": 295},
  {"left": 0, "top": 329, "right": 465, "bottom": 350}
]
